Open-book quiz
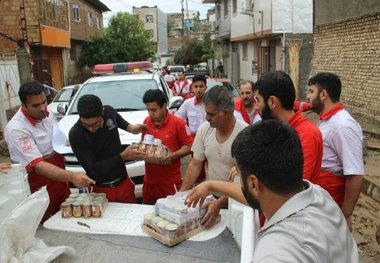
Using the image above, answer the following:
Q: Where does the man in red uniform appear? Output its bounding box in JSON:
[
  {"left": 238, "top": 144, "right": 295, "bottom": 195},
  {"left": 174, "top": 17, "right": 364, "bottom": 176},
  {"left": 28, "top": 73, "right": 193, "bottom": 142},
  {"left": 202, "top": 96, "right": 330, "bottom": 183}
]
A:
[
  {"left": 173, "top": 70, "right": 194, "bottom": 100},
  {"left": 4, "top": 81, "right": 94, "bottom": 223},
  {"left": 142, "top": 89, "right": 193, "bottom": 204},
  {"left": 254, "top": 71, "right": 323, "bottom": 183},
  {"left": 234, "top": 80, "right": 261, "bottom": 124}
]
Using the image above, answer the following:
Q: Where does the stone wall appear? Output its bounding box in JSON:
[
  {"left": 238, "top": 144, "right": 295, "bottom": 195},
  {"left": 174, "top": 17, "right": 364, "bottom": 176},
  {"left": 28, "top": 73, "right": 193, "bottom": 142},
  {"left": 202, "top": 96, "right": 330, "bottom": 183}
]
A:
[{"left": 312, "top": 13, "right": 380, "bottom": 123}]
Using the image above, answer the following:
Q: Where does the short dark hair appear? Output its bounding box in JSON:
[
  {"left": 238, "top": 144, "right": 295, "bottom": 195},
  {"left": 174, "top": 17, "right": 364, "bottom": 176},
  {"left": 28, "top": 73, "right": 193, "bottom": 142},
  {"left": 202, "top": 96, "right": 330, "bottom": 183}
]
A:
[
  {"left": 178, "top": 69, "right": 185, "bottom": 74},
  {"left": 254, "top": 71, "right": 295, "bottom": 110},
  {"left": 143, "top": 89, "right": 167, "bottom": 108},
  {"left": 240, "top": 80, "right": 256, "bottom": 91},
  {"left": 77, "top": 94, "right": 103, "bottom": 118},
  {"left": 192, "top": 74, "right": 207, "bottom": 85},
  {"left": 204, "top": 85, "right": 234, "bottom": 112},
  {"left": 308, "top": 72, "right": 341, "bottom": 102},
  {"left": 232, "top": 120, "right": 304, "bottom": 194},
  {"left": 19, "top": 80, "right": 45, "bottom": 104}
]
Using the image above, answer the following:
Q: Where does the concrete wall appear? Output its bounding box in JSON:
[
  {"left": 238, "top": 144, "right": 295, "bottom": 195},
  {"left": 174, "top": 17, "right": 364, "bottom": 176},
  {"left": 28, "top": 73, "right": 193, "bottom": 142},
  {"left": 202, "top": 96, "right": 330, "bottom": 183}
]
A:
[
  {"left": 313, "top": 13, "right": 380, "bottom": 122},
  {"left": 315, "top": 0, "right": 380, "bottom": 26},
  {"left": 156, "top": 8, "right": 168, "bottom": 55}
]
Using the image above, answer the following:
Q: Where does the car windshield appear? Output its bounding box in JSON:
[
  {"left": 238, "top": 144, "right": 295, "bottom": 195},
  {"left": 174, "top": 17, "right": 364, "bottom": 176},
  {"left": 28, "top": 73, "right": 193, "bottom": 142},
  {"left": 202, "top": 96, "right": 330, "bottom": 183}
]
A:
[
  {"left": 53, "top": 88, "right": 73, "bottom": 102},
  {"left": 207, "top": 81, "right": 240, "bottom": 97},
  {"left": 68, "top": 79, "right": 158, "bottom": 114},
  {"left": 169, "top": 66, "right": 184, "bottom": 73}
]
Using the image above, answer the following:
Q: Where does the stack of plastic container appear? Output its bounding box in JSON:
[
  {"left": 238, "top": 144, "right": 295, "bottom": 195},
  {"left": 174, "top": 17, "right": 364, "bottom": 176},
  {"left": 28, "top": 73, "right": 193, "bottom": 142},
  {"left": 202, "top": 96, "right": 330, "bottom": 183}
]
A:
[{"left": 143, "top": 192, "right": 214, "bottom": 244}]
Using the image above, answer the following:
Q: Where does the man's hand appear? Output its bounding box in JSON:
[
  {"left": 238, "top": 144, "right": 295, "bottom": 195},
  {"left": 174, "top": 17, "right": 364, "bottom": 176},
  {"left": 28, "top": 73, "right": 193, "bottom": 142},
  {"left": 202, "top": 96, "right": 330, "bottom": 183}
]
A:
[
  {"left": 162, "top": 152, "right": 176, "bottom": 165},
  {"left": 185, "top": 181, "right": 211, "bottom": 208},
  {"left": 69, "top": 172, "right": 95, "bottom": 188},
  {"left": 128, "top": 124, "right": 147, "bottom": 134},
  {"left": 345, "top": 214, "right": 353, "bottom": 232},
  {"left": 121, "top": 146, "right": 146, "bottom": 161},
  {"left": 0, "top": 163, "right": 12, "bottom": 174},
  {"left": 200, "top": 200, "right": 221, "bottom": 229},
  {"left": 228, "top": 166, "right": 238, "bottom": 182}
]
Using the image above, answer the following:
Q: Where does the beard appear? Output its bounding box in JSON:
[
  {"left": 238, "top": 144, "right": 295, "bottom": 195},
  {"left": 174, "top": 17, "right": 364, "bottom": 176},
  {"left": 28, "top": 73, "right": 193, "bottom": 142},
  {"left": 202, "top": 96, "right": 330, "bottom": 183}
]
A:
[
  {"left": 241, "top": 179, "right": 261, "bottom": 211},
  {"left": 310, "top": 96, "right": 324, "bottom": 114},
  {"left": 260, "top": 102, "right": 274, "bottom": 121}
]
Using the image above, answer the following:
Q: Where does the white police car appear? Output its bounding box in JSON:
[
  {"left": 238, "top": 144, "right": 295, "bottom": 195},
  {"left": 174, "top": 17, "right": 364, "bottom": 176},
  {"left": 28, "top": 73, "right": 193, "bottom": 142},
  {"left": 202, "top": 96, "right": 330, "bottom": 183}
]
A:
[{"left": 58, "top": 61, "right": 183, "bottom": 198}]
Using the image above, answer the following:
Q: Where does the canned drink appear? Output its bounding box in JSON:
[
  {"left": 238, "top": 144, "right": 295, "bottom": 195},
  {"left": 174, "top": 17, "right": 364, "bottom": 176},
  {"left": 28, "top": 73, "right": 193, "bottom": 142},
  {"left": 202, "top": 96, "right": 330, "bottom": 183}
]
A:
[
  {"left": 144, "top": 213, "right": 156, "bottom": 225},
  {"left": 154, "top": 145, "right": 167, "bottom": 158},
  {"left": 61, "top": 201, "right": 73, "bottom": 218},
  {"left": 72, "top": 201, "right": 83, "bottom": 218},
  {"left": 69, "top": 193, "right": 79, "bottom": 199},
  {"left": 165, "top": 223, "right": 178, "bottom": 239},
  {"left": 82, "top": 200, "right": 92, "bottom": 218},
  {"left": 157, "top": 220, "right": 170, "bottom": 235},
  {"left": 91, "top": 201, "right": 102, "bottom": 218},
  {"left": 146, "top": 144, "right": 156, "bottom": 157}
]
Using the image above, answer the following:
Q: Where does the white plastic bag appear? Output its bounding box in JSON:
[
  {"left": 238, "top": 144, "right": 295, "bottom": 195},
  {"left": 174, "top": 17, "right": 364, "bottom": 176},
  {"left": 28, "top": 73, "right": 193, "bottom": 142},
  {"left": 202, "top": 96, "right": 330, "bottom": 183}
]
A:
[{"left": 0, "top": 187, "right": 75, "bottom": 263}]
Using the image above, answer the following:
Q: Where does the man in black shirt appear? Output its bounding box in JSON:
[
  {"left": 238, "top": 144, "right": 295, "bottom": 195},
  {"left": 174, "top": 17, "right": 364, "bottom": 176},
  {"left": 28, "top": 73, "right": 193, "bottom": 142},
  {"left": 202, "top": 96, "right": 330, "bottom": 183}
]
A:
[{"left": 69, "top": 95, "right": 146, "bottom": 203}]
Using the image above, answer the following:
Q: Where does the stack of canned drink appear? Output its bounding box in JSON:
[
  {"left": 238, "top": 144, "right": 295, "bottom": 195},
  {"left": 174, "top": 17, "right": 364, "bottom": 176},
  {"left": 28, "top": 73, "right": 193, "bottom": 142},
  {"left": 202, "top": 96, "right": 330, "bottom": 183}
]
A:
[
  {"left": 60, "top": 193, "right": 108, "bottom": 218},
  {"left": 131, "top": 134, "right": 168, "bottom": 158}
]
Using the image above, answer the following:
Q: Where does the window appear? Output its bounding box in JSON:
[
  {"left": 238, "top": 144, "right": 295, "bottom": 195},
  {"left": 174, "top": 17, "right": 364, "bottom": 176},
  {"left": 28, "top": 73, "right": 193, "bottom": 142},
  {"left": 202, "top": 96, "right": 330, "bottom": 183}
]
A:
[
  {"left": 88, "top": 11, "right": 93, "bottom": 26},
  {"left": 233, "top": 0, "right": 237, "bottom": 13},
  {"left": 146, "top": 15, "right": 153, "bottom": 23},
  {"left": 242, "top": 42, "right": 248, "bottom": 61},
  {"left": 73, "top": 4, "right": 80, "bottom": 21},
  {"left": 96, "top": 16, "right": 102, "bottom": 29},
  {"left": 216, "top": 4, "right": 221, "bottom": 20},
  {"left": 224, "top": 0, "right": 228, "bottom": 17}
]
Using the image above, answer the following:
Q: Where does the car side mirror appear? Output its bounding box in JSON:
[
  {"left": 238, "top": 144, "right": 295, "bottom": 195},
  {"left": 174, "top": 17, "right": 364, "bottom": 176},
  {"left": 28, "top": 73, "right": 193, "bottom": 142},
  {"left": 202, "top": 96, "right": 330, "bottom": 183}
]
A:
[
  {"left": 57, "top": 103, "right": 66, "bottom": 115},
  {"left": 169, "top": 96, "right": 184, "bottom": 110}
]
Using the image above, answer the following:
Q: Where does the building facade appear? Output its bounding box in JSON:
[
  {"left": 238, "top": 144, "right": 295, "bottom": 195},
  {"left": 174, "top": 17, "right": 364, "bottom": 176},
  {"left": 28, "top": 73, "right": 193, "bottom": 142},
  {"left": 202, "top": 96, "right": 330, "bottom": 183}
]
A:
[
  {"left": 133, "top": 6, "right": 168, "bottom": 59},
  {"left": 204, "top": 0, "right": 313, "bottom": 100},
  {"left": 0, "top": 0, "right": 109, "bottom": 89}
]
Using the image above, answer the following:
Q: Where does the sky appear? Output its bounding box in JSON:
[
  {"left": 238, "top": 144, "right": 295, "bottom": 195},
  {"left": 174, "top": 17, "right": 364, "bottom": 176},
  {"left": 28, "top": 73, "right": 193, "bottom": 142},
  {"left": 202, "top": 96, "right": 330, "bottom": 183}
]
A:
[{"left": 102, "top": 0, "right": 214, "bottom": 26}]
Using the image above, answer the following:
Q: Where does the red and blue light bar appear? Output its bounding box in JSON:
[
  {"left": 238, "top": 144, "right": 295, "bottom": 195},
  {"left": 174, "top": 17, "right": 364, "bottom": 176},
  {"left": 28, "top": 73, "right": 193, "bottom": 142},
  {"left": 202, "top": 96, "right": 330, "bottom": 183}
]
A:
[{"left": 92, "top": 61, "right": 153, "bottom": 75}]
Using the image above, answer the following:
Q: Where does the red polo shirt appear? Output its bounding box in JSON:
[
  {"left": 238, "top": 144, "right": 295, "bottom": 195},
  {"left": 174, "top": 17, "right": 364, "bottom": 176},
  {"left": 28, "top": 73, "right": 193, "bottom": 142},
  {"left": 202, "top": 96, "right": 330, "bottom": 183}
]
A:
[
  {"left": 288, "top": 110, "right": 323, "bottom": 182},
  {"left": 142, "top": 112, "right": 193, "bottom": 185}
]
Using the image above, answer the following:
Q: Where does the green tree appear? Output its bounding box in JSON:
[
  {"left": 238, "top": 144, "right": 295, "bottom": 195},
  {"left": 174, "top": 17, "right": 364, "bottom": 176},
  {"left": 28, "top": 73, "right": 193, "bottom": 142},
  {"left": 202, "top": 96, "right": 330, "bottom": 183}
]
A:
[{"left": 78, "top": 12, "right": 155, "bottom": 67}]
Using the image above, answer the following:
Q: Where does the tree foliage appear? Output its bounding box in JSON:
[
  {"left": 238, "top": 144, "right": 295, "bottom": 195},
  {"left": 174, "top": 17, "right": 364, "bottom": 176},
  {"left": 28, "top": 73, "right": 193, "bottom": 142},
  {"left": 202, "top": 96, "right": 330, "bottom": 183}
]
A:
[
  {"left": 78, "top": 12, "right": 155, "bottom": 67},
  {"left": 173, "top": 33, "right": 216, "bottom": 66}
]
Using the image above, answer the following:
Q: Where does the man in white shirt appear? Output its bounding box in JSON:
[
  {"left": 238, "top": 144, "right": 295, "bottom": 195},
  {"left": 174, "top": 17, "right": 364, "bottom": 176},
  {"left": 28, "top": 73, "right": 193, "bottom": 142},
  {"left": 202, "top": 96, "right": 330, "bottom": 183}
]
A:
[
  {"left": 180, "top": 85, "right": 247, "bottom": 228},
  {"left": 185, "top": 120, "right": 359, "bottom": 263},
  {"left": 307, "top": 72, "right": 364, "bottom": 231},
  {"left": 175, "top": 74, "right": 207, "bottom": 137},
  {"left": 5, "top": 81, "right": 94, "bottom": 223}
]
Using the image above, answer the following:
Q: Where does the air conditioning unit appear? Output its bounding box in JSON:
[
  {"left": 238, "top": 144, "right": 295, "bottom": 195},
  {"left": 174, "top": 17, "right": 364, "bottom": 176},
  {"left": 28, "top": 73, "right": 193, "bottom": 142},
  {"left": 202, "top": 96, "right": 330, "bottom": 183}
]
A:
[{"left": 245, "top": 0, "right": 254, "bottom": 12}]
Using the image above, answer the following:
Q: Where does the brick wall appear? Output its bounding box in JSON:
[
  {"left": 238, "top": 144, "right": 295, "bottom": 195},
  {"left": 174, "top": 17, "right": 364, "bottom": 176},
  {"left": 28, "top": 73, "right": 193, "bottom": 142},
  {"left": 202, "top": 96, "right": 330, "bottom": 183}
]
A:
[
  {"left": 0, "top": 0, "right": 23, "bottom": 54},
  {"left": 313, "top": 13, "right": 380, "bottom": 123},
  {"left": 70, "top": 0, "right": 104, "bottom": 41}
]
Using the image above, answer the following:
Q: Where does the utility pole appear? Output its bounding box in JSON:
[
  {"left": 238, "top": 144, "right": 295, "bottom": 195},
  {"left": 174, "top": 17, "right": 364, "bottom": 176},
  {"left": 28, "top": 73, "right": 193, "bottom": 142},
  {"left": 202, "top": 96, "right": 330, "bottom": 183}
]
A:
[
  {"left": 185, "top": 0, "right": 190, "bottom": 35},
  {"left": 180, "top": 0, "right": 185, "bottom": 48}
]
